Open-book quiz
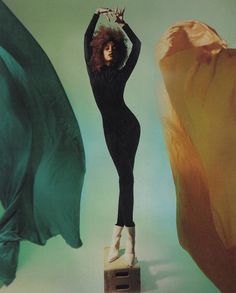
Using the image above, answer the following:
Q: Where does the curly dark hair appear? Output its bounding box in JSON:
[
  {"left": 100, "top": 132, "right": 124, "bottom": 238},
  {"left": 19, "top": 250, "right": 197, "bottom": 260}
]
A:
[{"left": 90, "top": 25, "right": 128, "bottom": 72}]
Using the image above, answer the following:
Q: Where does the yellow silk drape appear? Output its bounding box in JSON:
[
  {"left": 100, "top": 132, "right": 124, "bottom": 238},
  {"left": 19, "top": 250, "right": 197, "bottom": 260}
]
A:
[{"left": 157, "top": 21, "right": 236, "bottom": 292}]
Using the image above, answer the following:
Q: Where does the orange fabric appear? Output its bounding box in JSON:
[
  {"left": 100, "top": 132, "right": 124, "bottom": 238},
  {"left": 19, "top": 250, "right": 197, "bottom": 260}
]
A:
[{"left": 157, "top": 20, "right": 236, "bottom": 292}]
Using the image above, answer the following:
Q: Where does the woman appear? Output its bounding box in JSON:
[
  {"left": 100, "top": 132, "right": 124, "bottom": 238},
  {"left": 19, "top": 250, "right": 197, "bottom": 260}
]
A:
[{"left": 84, "top": 7, "right": 141, "bottom": 266}]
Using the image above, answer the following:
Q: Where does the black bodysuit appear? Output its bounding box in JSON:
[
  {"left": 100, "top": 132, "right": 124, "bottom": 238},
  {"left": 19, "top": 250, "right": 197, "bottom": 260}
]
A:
[{"left": 84, "top": 14, "right": 141, "bottom": 227}]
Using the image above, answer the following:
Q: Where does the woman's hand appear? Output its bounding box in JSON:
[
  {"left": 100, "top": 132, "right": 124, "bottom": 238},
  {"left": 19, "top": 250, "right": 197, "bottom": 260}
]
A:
[
  {"left": 95, "top": 7, "right": 113, "bottom": 21},
  {"left": 114, "top": 8, "right": 126, "bottom": 25}
]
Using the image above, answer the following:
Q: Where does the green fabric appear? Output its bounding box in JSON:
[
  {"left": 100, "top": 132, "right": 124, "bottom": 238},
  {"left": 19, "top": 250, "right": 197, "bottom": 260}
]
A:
[{"left": 0, "top": 1, "right": 85, "bottom": 285}]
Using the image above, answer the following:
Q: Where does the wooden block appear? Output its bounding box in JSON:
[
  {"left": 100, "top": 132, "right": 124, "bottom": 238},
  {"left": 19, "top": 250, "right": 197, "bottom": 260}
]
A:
[{"left": 104, "top": 247, "right": 141, "bottom": 293}]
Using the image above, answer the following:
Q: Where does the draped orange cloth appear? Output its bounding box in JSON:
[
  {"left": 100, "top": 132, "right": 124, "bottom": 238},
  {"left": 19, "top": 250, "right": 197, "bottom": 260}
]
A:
[{"left": 157, "top": 21, "right": 236, "bottom": 292}]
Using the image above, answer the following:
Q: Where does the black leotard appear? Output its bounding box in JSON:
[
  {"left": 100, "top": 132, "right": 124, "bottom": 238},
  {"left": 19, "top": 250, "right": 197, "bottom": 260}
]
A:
[{"left": 84, "top": 13, "right": 141, "bottom": 227}]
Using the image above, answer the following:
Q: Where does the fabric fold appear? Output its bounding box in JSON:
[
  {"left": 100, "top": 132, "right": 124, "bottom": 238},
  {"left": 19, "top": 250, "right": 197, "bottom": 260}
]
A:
[
  {"left": 157, "top": 20, "right": 236, "bottom": 292},
  {"left": 0, "top": 0, "right": 85, "bottom": 285}
]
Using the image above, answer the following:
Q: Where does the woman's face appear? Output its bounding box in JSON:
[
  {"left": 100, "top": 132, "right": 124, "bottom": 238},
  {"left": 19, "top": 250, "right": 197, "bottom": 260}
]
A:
[{"left": 103, "top": 41, "right": 117, "bottom": 64}]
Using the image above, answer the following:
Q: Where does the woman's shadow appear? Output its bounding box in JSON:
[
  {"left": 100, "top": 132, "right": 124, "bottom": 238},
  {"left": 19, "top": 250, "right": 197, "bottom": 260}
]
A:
[
  {"left": 119, "top": 249, "right": 179, "bottom": 292},
  {"left": 139, "top": 258, "right": 181, "bottom": 292}
]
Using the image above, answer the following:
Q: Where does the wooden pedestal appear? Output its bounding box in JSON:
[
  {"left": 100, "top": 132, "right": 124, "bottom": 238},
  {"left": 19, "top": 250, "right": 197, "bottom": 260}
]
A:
[{"left": 104, "top": 247, "right": 141, "bottom": 293}]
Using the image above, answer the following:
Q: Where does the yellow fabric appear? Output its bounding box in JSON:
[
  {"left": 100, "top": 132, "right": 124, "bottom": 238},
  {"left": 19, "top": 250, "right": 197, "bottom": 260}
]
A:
[{"left": 157, "top": 20, "right": 236, "bottom": 292}]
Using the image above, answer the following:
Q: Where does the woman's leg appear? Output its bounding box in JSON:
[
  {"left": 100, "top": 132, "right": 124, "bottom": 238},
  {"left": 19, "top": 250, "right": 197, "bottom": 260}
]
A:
[{"left": 105, "top": 122, "right": 140, "bottom": 227}]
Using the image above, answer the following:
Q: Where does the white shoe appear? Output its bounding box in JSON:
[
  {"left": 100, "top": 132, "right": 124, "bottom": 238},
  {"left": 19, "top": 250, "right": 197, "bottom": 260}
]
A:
[
  {"left": 108, "top": 225, "right": 123, "bottom": 262},
  {"left": 124, "top": 226, "right": 136, "bottom": 267}
]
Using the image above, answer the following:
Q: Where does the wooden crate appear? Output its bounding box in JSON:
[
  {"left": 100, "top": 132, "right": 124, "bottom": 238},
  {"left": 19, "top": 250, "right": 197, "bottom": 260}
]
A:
[{"left": 104, "top": 247, "right": 141, "bottom": 293}]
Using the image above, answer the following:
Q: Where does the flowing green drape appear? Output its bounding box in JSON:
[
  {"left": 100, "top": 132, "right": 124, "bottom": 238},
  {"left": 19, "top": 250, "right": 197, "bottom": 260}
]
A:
[{"left": 0, "top": 0, "right": 85, "bottom": 285}]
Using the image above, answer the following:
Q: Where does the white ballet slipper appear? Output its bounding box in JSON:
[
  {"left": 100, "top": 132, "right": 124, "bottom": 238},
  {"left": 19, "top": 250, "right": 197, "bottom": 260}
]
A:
[
  {"left": 124, "top": 226, "right": 136, "bottom": 267},
  {"left": 108, "top": 225, "right": 123, "bottom": 262}
]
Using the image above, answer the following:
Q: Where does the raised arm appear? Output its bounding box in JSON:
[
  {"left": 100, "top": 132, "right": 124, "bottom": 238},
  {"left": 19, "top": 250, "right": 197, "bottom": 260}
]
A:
[
  {"left": 84, "top": 13, "right": 99, "bottom": 65},
  {"left": 114, "top": 8, "right": 141, "bottom": 80},
  {"left": 84, "top": 8, "right": 113, "bottom": 67},
  {"left": 121, "top": 23, "right": 141, "bottom": 80}
]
